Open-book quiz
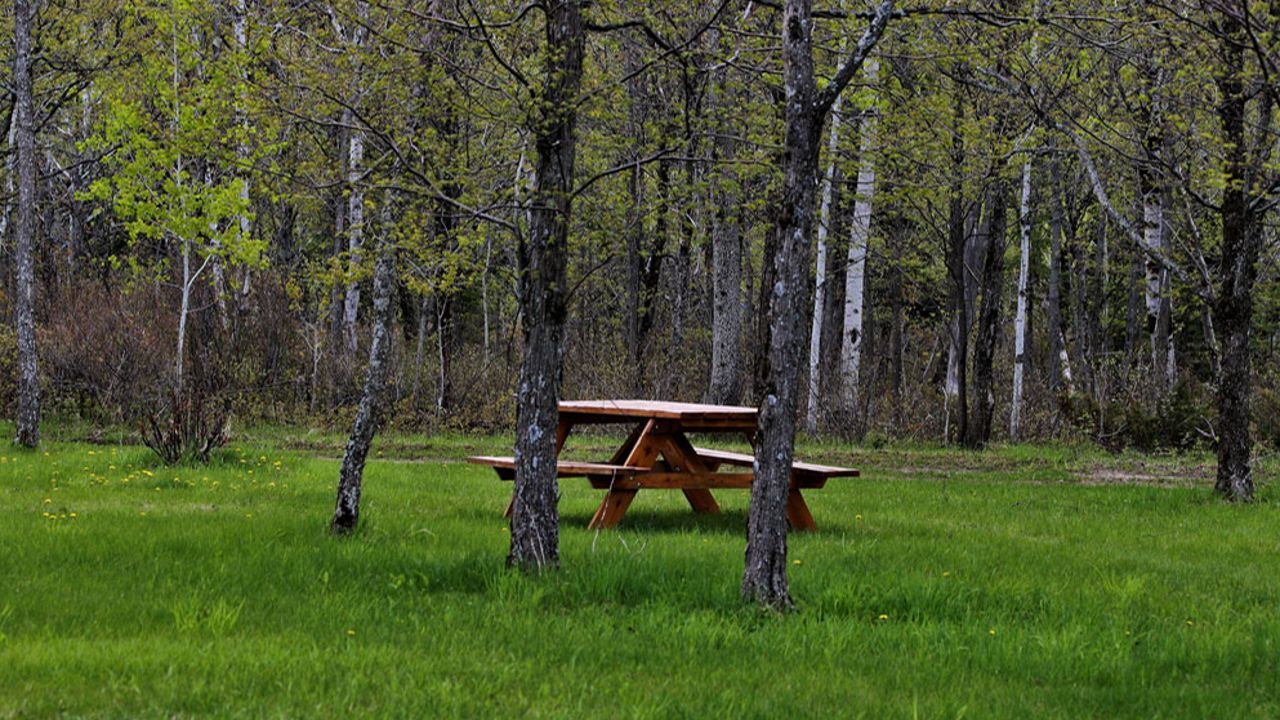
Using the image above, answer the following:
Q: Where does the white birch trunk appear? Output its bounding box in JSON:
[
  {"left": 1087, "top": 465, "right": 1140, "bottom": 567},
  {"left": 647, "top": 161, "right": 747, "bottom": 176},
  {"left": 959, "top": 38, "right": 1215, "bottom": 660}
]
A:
[
  {"left": 805, "top": 96, "right": 842, "bottom": 434},
  {"left": 0, "top": 110, "right": 15, "bottom": 251},
  {"left": 234, "top": 0, "right": 252, "bottom": 304},
  {"left": 342, "top": 124, "right": 365, "bottom": 355},
  {"left": 1011, "top": 156, "right": 1033, "bottom": 441},
  {"left": 840, "top": 57, "right": 879, "bottom": 410}
]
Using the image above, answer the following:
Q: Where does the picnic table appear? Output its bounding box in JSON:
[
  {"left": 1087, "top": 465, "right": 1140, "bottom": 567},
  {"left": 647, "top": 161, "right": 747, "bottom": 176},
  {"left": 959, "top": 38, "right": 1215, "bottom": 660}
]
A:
[{"left": 468, "top": 400, "right": 858, "bottom": 531}]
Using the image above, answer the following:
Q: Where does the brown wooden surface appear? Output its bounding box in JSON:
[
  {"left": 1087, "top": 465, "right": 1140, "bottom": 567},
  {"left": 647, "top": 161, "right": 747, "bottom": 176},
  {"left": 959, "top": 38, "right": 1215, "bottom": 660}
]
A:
[
  {"left": 468, "top": 456, "right": 646, "bottom": 476},
  {"left": 558, "top": 399, "right": 757, "bottom": 429},
  {"left": 692, "top": 447, "right": 859, "bottom": 478}
]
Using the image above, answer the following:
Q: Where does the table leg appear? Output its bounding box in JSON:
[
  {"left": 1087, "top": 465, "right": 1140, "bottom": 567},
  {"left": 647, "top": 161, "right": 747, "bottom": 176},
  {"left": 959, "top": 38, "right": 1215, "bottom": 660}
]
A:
[
  {"left": 656, "top": 432, "right": 722, "bottom": 515},
  {"left": 589, "top": 419, "right": 660, "bottom": 530},
  {"left": 681, "top": 489, "right": 721, "bottom": 514},
  {"left": 588, "top": 489, "right": 638, "bottom": 529},
  {"left": 785, "top": 488, "right": 817, "bottom": 531}
]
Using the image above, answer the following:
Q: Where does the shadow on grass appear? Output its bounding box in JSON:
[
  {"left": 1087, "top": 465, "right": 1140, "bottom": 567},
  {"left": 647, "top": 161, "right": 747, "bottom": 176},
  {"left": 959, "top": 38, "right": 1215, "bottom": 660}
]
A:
[{"left": 559, "top": 508, "right": 750, "bottom": 535}]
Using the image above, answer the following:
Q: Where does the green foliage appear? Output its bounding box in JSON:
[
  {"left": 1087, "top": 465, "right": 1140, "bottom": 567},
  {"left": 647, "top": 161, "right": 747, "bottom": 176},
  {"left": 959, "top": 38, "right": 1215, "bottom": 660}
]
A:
[{"left": 81, "top": 0, "right": 263, "bottom": 270}]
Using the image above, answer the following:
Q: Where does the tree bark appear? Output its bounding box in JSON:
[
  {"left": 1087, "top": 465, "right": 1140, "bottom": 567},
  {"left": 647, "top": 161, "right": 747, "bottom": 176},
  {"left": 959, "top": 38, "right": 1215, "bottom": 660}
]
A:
[
  {"left": 805, "top": 96, "right": 843, "bottom": 432},
  {"left": 331, "top": 237, "right": 398, "bottom": 533},
  {"left": 706, "top": 183, "right": 743, "bottom": 405},
  {"left": 343, "top": 120, "right": 366, "bottom": 357},
  {"left": 1046, "top": 156, "right": 1073, "bottom": 394},
  {"left": 1010, "top": 158, "right": 1032, "bottom": 442},
  {"left": 1213, "top": 11, "right": 1264, "bottom": 502},
  {"left": 743, "top": 0, "right": 893, "bottom": 610},
  {"left": 969, "top": 184, "right": 1007, "bottom": 448},
  {"left": 944, "top": 90, "right": 969, "bottom": 444},
  {"left": 508, "top": 0, "right": 584, "bottom": 571},
  {"left": 13, "top": 0, "right": 40, "bottom": 447},
  {"left": 839, "top": 56, "right": 879, "bottom": 424}
]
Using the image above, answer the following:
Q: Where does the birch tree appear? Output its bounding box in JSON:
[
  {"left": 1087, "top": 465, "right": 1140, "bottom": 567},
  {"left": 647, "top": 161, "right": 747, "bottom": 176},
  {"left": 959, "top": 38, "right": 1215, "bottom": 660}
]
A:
[
  {"left": 839, "top": 56, "right": 879, "bottom": 421},
  {"left": 1010, "top": 155, "right": 1032, "bottom": 441},
  {"left": 331, "top": 223, "right": 397, "bottom": 533},
  {"left": 805, "top": 96, "right": 842, "bottom": 433}
]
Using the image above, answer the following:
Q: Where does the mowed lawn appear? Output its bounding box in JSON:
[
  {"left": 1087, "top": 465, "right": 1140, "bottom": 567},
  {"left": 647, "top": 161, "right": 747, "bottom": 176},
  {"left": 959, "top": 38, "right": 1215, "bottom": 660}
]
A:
[{"left": 2, "top": 423, "right": 1279, "bottom": 718}]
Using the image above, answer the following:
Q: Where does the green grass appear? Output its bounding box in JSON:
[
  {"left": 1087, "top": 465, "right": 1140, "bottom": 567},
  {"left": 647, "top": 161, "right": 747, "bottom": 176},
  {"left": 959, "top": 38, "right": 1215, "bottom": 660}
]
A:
[{"left": 2, "top": 422, "right": 1279, "bottom": 718}]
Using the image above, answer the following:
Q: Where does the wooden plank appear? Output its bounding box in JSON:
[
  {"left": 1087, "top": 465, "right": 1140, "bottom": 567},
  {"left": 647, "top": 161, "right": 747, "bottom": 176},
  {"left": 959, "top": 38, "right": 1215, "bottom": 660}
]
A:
[
  {"left": 559, "top": 399, "right": 757, "bottom": 423},
  {"left": 467, "top": 456, "right": 647, "bottom": 477},
  {"left": 692, "top": 447, "right": 859, "bottom": 478}
]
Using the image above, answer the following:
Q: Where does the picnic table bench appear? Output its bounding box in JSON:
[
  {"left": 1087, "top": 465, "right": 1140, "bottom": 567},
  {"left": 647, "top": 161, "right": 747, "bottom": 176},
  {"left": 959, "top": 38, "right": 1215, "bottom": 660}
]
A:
[{"left": 467, "top": 400, "right": 858, "bottom": 531}]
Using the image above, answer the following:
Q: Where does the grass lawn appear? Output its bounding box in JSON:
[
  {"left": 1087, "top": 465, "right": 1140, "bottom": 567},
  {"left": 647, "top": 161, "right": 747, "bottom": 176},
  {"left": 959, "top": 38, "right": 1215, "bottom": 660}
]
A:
[{"left": 2, "top": 421, "right": 1279, "bottom": 718}]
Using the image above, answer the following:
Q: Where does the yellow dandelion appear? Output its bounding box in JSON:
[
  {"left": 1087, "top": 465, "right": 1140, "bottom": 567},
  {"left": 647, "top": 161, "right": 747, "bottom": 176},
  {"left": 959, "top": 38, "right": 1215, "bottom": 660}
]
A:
[
  {"left": 942, "top": 571, "right": 951, "bottom": 577},
  {"left": 878, "top": 614, "right": 889, "bottom": 621},
  {"left": 70, "top": 512, "right": 77, "bottom": 518},
  {"left": 855, "top": 514, "right": 863, "bottom": 521},
  {"left": 1186, "top": 620, "right": 1194, "bottom": 626},
  {"left": 989, "top": 629, "right": 996, "bottom": 636},
  {"left": 346, "top": 629, "right": 356, "bottom": 636},
  {"left": 792, "top": 559, "right": 802, "bottom": 566}
]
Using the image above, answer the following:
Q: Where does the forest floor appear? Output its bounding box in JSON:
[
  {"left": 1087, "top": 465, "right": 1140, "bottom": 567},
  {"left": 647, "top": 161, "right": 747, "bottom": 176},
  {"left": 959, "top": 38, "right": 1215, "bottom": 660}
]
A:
[{"left": 2, "top": 420, "right": 1279, "bottom": 718}]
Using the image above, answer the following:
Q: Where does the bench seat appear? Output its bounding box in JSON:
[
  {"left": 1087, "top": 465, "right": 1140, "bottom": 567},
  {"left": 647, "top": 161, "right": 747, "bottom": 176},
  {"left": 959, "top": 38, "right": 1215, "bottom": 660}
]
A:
[
  {"left": 692, "top": 447, "right": 859, "bottom": 481},
  {"left": 466, "top": 456, "right": 647, "bottom": 479}
]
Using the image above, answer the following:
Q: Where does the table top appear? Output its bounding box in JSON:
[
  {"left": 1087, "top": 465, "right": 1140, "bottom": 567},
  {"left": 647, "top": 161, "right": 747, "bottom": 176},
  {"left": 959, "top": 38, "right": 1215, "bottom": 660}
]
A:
[{"left": 558, "top": 399, "right": 758, "bottom": 425}]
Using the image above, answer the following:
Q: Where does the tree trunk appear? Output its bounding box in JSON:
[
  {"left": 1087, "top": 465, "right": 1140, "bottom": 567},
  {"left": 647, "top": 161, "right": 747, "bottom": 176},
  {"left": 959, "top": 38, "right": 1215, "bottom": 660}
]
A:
[
  {"left": 1213, "top": 16, "right": 1263, "bottom": 502},
  {"left": 706, "top": 187, "right": 742, "bottom": 405},
  {"left": 969, "top": 184, "right": 1007, "bottom": 448},
  {"left": 508, "top": 0, "right": 584, "bottom": 571},
  {"left": 1046, "top": 156, "right": 1072, "bottom": 394},
  {"left": 343, "top": 121, "right": 365, "bottom": 357},
  {"left": 944, "top": 95, "right": 968, "bottom": 444},
  {"left": 805, "top": 96, "right": 843, "bottom": 433},
  {"left": 744, "top": 0, "right": 893, "bottom": 610},
  {"left": 331, "top": 238, "right": 398, "bottom": 533},
  {"left": 839, "top": 56, "right": 879, "bottom": 424},
  {"left": 1010, "top": 158, "right": 1032, "bottom": 441},
  {"left": 13, "top": 0, "right": 40, "bottom": 447}
]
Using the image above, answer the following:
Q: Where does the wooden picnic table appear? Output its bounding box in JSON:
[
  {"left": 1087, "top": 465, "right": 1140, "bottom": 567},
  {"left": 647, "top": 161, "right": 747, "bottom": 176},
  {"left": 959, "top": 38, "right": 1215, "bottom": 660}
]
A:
[{"left": 468, "top": 400, "right": 857, "bottom": 531}]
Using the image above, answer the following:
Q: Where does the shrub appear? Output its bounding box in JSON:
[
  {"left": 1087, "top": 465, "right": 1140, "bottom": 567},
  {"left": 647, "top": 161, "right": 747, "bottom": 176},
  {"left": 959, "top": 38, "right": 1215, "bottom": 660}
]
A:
[{"left": 139, "top": 389, "right": 230, "bottom": 464}]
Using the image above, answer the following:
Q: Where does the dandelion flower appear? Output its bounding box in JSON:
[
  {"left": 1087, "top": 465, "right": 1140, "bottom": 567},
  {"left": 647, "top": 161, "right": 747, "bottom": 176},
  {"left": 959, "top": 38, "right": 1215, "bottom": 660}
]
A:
[
  {"left": 878, "top": 614, "right": 889, "bottom": 621},
  {"left": 989, "top": 629, "right": 996, "bottom": 636},
  {"left": 855, "top": 514, "right": 863, "bottom": 521},
  {"left": 793, "top": 559, "right": 802, "bottom": 566},
  {"left": 346, "top": 629, "right": 356, "bottom": 636}
]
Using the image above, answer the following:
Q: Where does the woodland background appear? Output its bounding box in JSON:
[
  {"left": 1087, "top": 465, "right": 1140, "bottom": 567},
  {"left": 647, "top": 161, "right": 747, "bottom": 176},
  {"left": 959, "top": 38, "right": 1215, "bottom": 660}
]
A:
[{"left": 3, "top": 0, "right": 1279, "bottom": 453}]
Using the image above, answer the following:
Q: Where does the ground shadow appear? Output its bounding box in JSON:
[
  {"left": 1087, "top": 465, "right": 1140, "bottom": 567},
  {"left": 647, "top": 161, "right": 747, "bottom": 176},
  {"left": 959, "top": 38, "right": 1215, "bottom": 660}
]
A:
[{"left": 559, "top": 508, "right": 750, "bottom": 535}]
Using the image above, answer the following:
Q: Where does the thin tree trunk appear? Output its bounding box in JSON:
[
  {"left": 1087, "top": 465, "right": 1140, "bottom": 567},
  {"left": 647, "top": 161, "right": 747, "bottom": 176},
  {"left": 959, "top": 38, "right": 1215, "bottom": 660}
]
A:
[
  {"left": 343, "top": 122, "right": 365, "bottom": 356},
  {"left": 944, "top": 91, "right": 968, "bottom": 444},
  {"left": 1046, "top": 156, "right": 1072, "bottom": 393},
  {"left": 331, "top": 238, "right": 398, "bottom": 533},
  {"left": 839, "top": 57, "right": 879, "bottom": 423},
  {"left": 13, "top": 0, "right": 40, "bottom": 447},
  {"left": 1010, "top": 158, "right": 1032, "bottom": 441},
  {"left": 969, "top": 184, "right": 1007, "bottom": 448},
  {"left": 806, "top": 96, "right": 843, "bottom": 433},
  {"left": 508, "top": 0, "right": 584, "bottom": 571}
]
